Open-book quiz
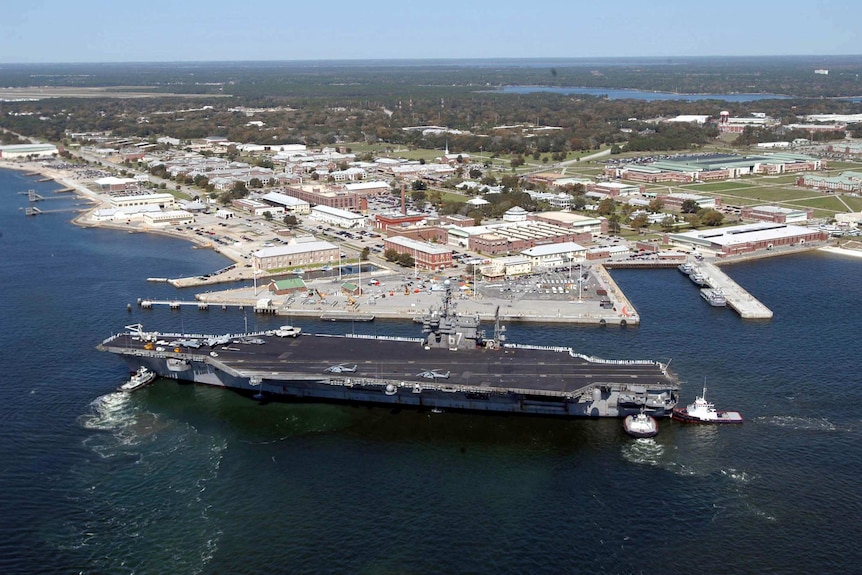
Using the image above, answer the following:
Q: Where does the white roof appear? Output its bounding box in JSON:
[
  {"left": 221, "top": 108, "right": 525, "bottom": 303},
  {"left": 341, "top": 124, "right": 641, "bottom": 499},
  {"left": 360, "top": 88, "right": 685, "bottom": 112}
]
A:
[
  {"left": 596, "top": 182, "right": 638, "bottom": 190},
  {"left": 671, "top": 223, "right": 816, "bottom": 247},
  {"left": 521, "top": 242, "right": 586, "bottom": 256},
  {"left": 254, "top": 241, "right": 337, "bottom": 258},
  {"left": 344, "top": 181, "right": 389, "bottom": 191},
  {"left": 311, "top": 205, "right": 365, "bottom": 220},
  {"left": 386, "top": 236, "right": 452, "bottom": 255},
  {"left": 95, "top": 176, "right": 136, "bottom": 186},
  {"left": 260, "top": 191, "right": 309, "bottom": 206}
]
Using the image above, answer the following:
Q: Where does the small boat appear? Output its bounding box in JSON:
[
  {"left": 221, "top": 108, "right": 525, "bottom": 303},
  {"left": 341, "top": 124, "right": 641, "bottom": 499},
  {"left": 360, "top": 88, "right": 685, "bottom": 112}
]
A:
[
  {"left": 118, "top": 366, "right": 156, "bottom": 392},
  {"left": 700, "top": 288, "right": 727, "bottom": 307},
  {"left": 678, "top": 262, "right": 695, "bottom": 275},
  {"left": 624, "top": 409, "right": 659, "bottom": 438},
  {"left": 689, "top": 271, "right": 708, "bottom": 286},
  {"left": 672, "top": 387, "right": 742, "bottom": 424}
]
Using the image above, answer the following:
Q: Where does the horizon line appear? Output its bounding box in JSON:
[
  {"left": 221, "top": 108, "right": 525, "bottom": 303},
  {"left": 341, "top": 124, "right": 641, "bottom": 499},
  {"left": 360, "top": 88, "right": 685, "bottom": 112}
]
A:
[{"left": 1, "top": 54, "right": 861, "bottom": 66}]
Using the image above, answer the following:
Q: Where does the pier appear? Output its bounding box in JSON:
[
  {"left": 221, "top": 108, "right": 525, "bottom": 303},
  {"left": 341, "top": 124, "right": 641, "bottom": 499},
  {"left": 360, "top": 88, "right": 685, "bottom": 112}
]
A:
[
  {"left": 137, "top": 298, "right": 277, "bottom": 314},
  {"left": 24, "top": 206, "right": 88, "bottom": 216},
  {"left": 694, "top": 262, "right": 773, "bottom": 319}
]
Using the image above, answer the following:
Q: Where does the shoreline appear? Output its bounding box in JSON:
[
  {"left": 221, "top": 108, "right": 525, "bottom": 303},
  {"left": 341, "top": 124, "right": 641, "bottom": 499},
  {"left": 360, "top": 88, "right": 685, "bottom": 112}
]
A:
[{"left": 4, "top": 161, "right": 860, "bottom": 326}]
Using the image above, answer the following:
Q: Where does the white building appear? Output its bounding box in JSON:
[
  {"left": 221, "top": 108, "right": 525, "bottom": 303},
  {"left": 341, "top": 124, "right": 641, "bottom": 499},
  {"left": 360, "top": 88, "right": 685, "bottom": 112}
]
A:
[
  {"left": 233, "top": 198, "right": 285, "bottom": 217},
  {"left": 90, "top": 205, "right": 161, "bottom": 223},
  {"left": 503, "top": 206, "right": 529, "bottom": 222},
  {"left": 0, "top": 143, "right": 58, "bottom": 159},
  {"left": 142, "top": 210, "right": 195, "bottom": 227},
  {"left": 110, "top": 193, "right": 176, "bottom": 210},
  {"left": 311, "top": 205, "right": 366, "bottom": 228},
  {"left": 260, "top": 191, "right": 311, "bottom": 215},
  {"left": 480, "top": 255, "right": 532, "bottom": 278},
  {"left": 521, "top": 242, "right": 587, "bottom": 269}
]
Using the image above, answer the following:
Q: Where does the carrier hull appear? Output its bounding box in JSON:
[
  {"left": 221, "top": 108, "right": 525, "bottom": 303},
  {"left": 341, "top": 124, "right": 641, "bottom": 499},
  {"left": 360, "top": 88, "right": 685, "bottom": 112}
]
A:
[{"left": 98, "top": 329, "right": 680, "bottom": 419}]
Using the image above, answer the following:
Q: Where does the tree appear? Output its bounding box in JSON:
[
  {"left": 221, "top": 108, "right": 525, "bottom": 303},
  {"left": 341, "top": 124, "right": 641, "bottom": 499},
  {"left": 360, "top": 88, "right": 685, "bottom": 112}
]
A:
[
  {"left": 360, "top": 247, "right": 370, "bottom": 261},
  {"left": 681, "top": 199, "right": 699, "bottom": 214},
  {"left": 597, "top": 198, "right": 617, "bottom": 216},
  {"left": 249, "top": 177, "right": 262, "bottom": 189},
  {"left": 630, "top": 213, "right": 650, "bottom": 231},
  {"left": 648, "top": 198, "right": 664, "bottom": 213},
  {"left": 283, "top": 214, "right": 298, "bottom": 227},
  {"left": 500, "top": 174, "right": 520, "bottom": 191},
  {"left": 469, "top": 167, "right": 482, "bottom": 179},
  {"left": 396, "top": 252, "right": 415, "bottom": 267},
  {"left": 698, "top": 209, "right": 725, "bottom": 227},
  {"left": 263, "top": 211, "right": 273, "bottom": 221},
  {"left": 660, "top": 216, "right": 676, "bottom": 232},
  {"left": 383, "top": 248, "right": 400, "bottom": 262}
]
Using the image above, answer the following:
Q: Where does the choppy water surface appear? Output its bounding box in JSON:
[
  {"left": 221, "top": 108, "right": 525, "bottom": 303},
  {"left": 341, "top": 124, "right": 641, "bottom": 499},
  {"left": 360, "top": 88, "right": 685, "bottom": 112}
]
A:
[{"left": 1, "top": 169, "right": 861, "bottom": 574}]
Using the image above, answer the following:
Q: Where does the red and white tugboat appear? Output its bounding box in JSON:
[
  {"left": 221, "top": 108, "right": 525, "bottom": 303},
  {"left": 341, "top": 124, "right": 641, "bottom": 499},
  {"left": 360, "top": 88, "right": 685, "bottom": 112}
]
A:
[
  {"left": 672, "top": 387, "right": 742, "bottom": 424},
  {"left": 624, "top": 408, "right": 659, "bottom": 438}
]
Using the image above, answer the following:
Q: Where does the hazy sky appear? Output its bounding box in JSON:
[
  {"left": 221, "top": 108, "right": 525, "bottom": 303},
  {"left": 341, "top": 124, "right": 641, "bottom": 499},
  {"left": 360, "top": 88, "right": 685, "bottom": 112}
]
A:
[{"left": 1, "top": 0, "right": 859, "bottom": 63}]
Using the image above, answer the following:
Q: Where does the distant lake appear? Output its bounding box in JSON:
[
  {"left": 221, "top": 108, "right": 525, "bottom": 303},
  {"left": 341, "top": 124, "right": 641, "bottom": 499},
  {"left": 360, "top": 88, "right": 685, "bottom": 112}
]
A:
[{"left": 494, "top": 86, "right": 792, "bottom": 102}]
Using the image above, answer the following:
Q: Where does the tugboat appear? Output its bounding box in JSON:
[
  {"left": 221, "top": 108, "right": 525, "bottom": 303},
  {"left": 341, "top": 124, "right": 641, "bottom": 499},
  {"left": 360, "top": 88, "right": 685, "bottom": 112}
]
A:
[
  {"left": 624, "top": 408, "right": 659, "bottom": 438},
  {"left": 672, "top": 387, "right": 742, "bottom": 424},
  {"left": 118, "top": 366, "right": 156, "bottom": 392}
]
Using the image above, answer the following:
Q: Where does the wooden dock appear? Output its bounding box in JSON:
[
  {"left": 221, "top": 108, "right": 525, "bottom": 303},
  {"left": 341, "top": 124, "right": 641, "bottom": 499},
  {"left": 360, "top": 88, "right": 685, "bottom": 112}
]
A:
[{"left": 696, "top": 263, "right": 773, "bottom": 319}]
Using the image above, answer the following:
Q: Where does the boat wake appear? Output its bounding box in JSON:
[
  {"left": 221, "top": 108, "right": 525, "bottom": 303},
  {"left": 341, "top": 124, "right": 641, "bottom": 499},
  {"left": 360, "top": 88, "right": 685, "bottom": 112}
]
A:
[
  {"left": 62, "top": 392, "right": 227, "bottom": 573},
  {"left": 757, "top": 415, "right": 843, "bottom": 432},
  {"left": 720, "top": 467, "right": 757, "bottom": 485},
  {"left": 620, "top": 438, "right": 667, "bottom": 467}
]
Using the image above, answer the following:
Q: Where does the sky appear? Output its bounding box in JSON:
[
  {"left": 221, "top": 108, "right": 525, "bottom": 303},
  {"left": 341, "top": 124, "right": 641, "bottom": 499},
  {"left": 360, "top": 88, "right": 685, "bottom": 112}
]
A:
[{"left": 1, "top": 0, "right": 860, "bottom": 63}]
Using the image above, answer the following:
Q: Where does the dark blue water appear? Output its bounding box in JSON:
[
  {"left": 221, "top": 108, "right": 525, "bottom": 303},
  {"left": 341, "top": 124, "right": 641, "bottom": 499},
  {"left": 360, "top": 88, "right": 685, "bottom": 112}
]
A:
[
  {"left": 495, "top": 86, "right": 792, "bottom": 102},
  {"left": 2, "top": 168, "right": 861, "bottom": 574}
]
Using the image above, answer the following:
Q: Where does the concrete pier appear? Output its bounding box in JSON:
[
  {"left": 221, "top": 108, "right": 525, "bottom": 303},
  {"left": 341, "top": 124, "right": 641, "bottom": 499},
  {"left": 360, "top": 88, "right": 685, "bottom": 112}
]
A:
[{"left": 696, "top": 262, "right": 773, "bottom": 319}]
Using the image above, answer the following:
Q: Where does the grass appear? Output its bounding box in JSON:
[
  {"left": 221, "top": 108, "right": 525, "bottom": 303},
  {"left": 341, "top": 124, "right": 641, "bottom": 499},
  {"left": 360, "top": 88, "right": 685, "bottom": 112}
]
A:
[
  {"left": 682, "top": 181, "right": 755, "bottom": 192},
  {"left": 784, "top": 195, "right": 858, "bottom": 214},
  {"left": 716, "top": 187, "right": 820, "bottom": 203},
  {"left": 821, "top": 161, "right": 862, "bottom": 171}
]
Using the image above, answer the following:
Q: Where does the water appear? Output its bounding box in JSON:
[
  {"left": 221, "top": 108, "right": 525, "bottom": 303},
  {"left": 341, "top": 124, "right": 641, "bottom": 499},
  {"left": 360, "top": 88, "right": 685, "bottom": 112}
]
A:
[
  {"left": 494, "top": 86, "right": 793, "bottom": 102},
  {"left": 2, "top": 168, "right": 861, "bottom": 574}
]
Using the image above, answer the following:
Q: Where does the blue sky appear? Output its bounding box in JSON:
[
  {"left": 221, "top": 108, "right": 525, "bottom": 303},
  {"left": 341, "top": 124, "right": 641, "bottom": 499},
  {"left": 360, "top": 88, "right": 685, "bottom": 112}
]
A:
[{"left": 1, "top": 0, "right": 859, "bottom": 63}]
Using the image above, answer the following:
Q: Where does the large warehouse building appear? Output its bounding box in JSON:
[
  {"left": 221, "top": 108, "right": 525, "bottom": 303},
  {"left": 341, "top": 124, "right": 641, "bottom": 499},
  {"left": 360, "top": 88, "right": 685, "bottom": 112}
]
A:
[{"left": 667, "top": 223, "right": 828, "bottom": 257}]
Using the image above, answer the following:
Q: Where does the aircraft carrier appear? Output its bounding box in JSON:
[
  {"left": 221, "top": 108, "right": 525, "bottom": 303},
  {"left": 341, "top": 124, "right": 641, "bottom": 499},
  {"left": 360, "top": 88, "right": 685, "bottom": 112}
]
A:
[{"left": 97, "top": 282, "right": 679, "bottom": 418}]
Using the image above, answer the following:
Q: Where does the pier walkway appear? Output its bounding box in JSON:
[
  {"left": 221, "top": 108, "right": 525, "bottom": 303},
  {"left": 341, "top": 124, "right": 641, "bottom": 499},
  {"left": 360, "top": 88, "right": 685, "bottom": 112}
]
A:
[{"left": 695, "top": 262, "right": 773, "bottom": 319}]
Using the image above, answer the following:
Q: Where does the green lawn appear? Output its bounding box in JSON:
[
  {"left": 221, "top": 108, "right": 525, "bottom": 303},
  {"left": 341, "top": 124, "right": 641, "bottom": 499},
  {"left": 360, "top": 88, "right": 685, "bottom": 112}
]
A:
[
  {"left": 714, "top": 187, "right": 821, "bottom": 203},
  {"left": 786, "top": 195, "right": 859, "bottom": 214},
  {"left": 682, "top": 181, "right": 755, "bottom": 192},
  {"left": 822, "top": 161, "right": 862, "bottom": 171},
  {"left": 841, "top": 195, "right": 862, "bottom": 212}
]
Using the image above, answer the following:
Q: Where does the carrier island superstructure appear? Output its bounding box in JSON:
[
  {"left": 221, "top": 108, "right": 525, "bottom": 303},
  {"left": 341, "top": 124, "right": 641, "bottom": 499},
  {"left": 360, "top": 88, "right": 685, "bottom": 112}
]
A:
[{"left": 97, "top": 282, "right": 679, "bottom": 418}]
